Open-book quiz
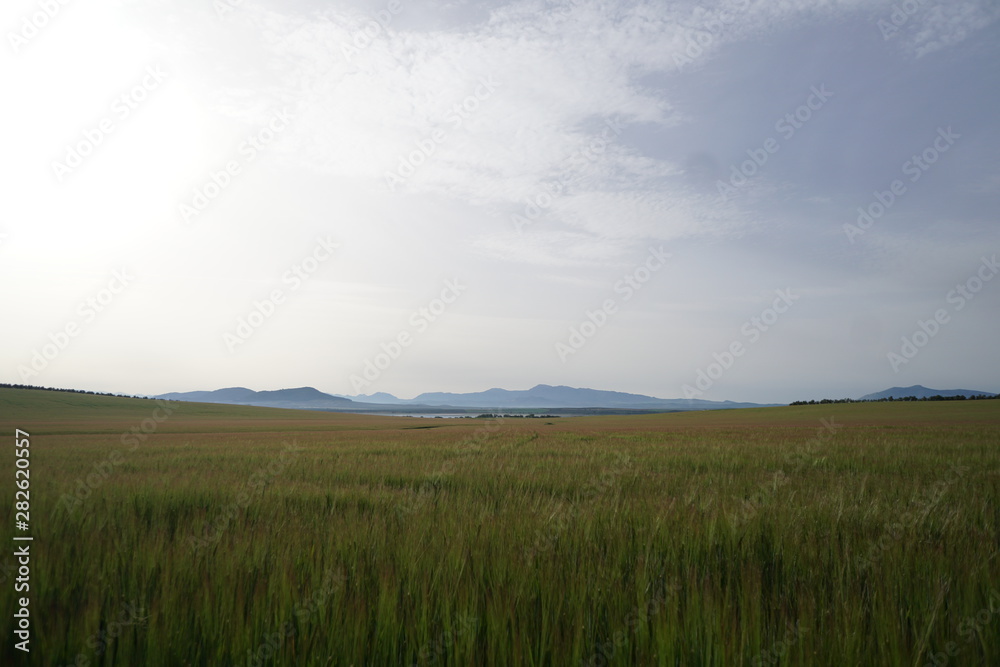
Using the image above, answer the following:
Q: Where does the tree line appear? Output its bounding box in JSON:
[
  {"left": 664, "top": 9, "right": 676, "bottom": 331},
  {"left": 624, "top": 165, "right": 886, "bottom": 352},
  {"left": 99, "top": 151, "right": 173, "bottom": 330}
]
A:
[
  {"left": 0, "top": 383, "right": 165, "bottom": 401},
  {"left": 791, "top": 394, "right": 998, "bottom": 405}
]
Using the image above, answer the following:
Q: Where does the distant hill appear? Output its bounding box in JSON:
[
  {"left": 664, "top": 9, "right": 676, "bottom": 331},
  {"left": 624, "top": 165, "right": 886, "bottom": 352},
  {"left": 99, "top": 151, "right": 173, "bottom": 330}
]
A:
[
  {"left": 0, "top": 386, "right": 349, "bottom": 427},
  {"left": 411, "top": 384, "right": 656, "bottom": 408},
  {"left": 158, "top": 387, "right": 259, "bottom": 403},
  {"left": 860, "top": 385, "right": 996, "bottom": 400},
  {"left": 335, "top": 384, "right": 776, "bottom": 411},
  {"left": 159, "top": 384, "right": 775, "bottom": 413},
  {"left": 335, "top": 392, "right": 410, "bottom": 405},
  {"left": 158, "top": 387, "right": 353, "bottom": 410}
]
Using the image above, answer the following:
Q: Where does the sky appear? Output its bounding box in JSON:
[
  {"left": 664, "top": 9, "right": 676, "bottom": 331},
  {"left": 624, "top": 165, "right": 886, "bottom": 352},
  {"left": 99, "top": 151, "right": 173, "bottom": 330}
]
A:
[{"left": 1, "top": 0, "right": 998, "bottom": 404}]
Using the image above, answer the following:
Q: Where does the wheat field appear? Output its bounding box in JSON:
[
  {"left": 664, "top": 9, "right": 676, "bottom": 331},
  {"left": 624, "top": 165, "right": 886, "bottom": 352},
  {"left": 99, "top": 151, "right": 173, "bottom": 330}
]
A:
[{"left": 1, "top": 388, "right": 998, "bottom": 666}]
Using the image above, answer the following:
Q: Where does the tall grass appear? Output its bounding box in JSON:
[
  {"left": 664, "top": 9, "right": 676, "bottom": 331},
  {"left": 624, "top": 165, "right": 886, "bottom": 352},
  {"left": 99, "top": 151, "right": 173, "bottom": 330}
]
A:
[{"left": 1, "top": 391, "right": 998, "bottom": 665}]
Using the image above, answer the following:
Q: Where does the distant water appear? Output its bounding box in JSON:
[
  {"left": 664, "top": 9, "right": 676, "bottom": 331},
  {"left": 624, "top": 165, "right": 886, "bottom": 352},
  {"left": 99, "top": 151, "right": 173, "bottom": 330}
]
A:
[{"left": 371, "top": 413, "right": 470, "bottom": 419}]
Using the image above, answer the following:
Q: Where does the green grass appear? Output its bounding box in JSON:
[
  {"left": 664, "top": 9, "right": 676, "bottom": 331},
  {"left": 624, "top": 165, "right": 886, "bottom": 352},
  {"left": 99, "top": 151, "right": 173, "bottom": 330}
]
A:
[{"left": 1, "top": 389, "right": 998, "bottom": 665}]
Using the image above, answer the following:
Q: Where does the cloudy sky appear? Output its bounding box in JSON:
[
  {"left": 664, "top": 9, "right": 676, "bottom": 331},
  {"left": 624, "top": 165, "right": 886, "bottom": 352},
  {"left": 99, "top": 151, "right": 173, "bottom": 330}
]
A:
[{"left": 2, "top": 0, "right": 998, "bottom": 404}]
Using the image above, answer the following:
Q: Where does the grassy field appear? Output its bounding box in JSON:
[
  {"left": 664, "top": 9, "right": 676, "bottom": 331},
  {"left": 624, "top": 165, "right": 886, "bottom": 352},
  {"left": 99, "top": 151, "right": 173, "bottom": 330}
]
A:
[{"left": 1, "top": 388, "right": 998, "bottom": 666}]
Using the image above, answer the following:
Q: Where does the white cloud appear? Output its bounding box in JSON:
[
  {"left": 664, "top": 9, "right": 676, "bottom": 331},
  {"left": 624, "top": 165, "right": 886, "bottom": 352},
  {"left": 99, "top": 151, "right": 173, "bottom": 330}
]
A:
[
  {"left": 867, "top": 0, "right": 1000, "bottom": 58},
  {"left": 3, "top": 0, "right": 998, "bottom": 400}
]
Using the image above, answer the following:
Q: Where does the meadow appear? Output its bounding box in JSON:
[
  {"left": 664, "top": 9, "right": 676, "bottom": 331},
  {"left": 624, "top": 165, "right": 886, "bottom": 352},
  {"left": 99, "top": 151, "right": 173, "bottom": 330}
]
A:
[{"left": 1, "top": 388, "right": 998, "bottom": 666}]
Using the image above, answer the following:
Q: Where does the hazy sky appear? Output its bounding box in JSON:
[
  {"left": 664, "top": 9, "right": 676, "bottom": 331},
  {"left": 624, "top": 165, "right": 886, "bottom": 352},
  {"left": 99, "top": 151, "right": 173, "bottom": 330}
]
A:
[{"left": 2, "top": 0, "right": 998, "bottom": 404}]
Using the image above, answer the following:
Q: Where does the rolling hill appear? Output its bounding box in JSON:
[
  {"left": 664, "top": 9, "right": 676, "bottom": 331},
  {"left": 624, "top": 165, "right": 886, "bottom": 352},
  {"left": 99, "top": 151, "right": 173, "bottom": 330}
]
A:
[
  {"left": 158, "top": 386, "right": 354, "bottom": 410},
  {"left": 859, "top": 385, "right": 996, "bottom": 400}
]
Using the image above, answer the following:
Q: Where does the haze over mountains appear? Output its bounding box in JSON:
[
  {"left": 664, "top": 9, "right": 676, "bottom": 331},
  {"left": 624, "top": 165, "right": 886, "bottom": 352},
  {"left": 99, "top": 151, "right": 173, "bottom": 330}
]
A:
[
  {"left": 158, "top": 384, "right": 773, "bottom": 413},
  {"left": 158, "top": 387, "right": 353, "bottom": 411},
  {"left": 156, "top": 383, "right": 996, "bottom": 414},
  {"left": 859, "top": 385, "right": 996, "bottom": 400},
  {"left": 364, "top": 385, "right": 774, "bottom": 410}
]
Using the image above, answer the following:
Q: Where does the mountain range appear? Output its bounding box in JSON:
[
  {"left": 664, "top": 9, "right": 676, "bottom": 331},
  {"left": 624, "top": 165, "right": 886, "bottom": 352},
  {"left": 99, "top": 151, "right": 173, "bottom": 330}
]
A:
[
  {"left": 158, "top": 384, "right": 775, "bottom": 413},
  {"left": 156, "top": 383, "right": 996, "bottom": 414},
  {"left": 348, "top": 385, "right": 770, "bottom": 410},
  {"left": 158, "top": 386, "right": 353, "bottom": 410},
  {"left": 858, "top": 385, "right": 996, "bottom": 400}
]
